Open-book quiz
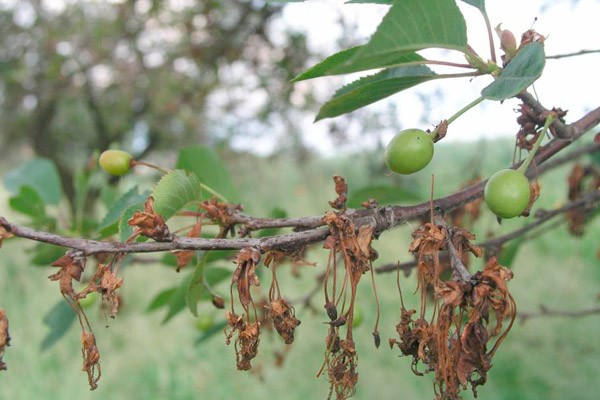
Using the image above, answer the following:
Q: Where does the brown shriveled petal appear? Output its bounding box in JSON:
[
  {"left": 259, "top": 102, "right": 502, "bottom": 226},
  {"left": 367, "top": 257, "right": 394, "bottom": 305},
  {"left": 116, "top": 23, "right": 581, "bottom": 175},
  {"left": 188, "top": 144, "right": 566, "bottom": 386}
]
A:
[
  {"left": 232, "top": 247, "right": 261, "bottom": 310},
  {"left": 457, "top": 321, "right": 490, "bottom": 395},
  {"left": 521, "top": 180, "right": 541, "bottom": 217},
  {"left": 237, "top": 322, "right": 261, "bottom": 371},
  {"left": 265, "top": 298, "right": 301, "bottom": 345},
  {"left": 173, "top": 220, "right": 203, "bottom": 272},
  {"left": 328, "top": 175, "right": 348, "bottom": 210},
  {"left": 328, "top": 339, "right": 359, "bottom": 400},
  {"left": 81, "top": 330, "right": 101, "bottom": 390},
  {"left": 434, "top": 281, "right": 465, "bottom": 308},
  {"left": 0, "top": 308, "right": 10, "bottom": 371},
  {"left": 128, "top": 196, "right": 174, "bottom": 242},
  {"left": 48, "top": 253, "right": 86, "bottom": 298},
  {"left": 0, "top": 224, "right": 14, "bottom": 248},
  {"left": 201, "top": 198, "right": 243, "bottom": 237}
]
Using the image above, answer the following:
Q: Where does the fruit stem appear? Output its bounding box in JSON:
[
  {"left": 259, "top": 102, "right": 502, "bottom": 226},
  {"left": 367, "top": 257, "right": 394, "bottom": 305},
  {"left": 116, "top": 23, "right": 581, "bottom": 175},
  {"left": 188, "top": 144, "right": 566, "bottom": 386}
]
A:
[
  {"left": 445, "top": 96, "right": 485, "bottom": 126},
  {"left": 516, "top": 113, "right": 556, "bottom": 174},
  {"left": 131, "top": 160, "right": 170, "bottom": 174}
]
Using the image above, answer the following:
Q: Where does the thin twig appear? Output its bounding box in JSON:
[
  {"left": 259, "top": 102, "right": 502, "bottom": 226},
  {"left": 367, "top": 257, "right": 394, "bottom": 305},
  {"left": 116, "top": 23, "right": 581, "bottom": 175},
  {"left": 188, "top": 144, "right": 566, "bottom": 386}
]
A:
[
  {"left": 546, "top": 49, "right": 600, "bottom": 60},
  {"left": 518, "top": 305, "right": 600, "bottom": 323}
]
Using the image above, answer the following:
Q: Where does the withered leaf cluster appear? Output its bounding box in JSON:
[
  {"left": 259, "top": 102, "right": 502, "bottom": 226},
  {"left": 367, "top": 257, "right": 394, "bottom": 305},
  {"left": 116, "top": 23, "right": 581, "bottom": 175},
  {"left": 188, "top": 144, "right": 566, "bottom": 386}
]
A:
[
  {"left": 264, "top": 252, "right": 301, "bottom": 345},
  {"left": 128, "top": 196, "right": 174, "bottom": 242},
  {"left": 319, "top": 207, "right": 378, "bottom": 400},
  {"left": 0, "top": 308, "right": 9, "bottom": 371},
  {"left": 225, "top": 247, "right": 262, "bottom": 370},
  {"left": 78, "top": 264, "right": 124, "bottom": 319},
  {"left": 173, "top": 220, "right": 203, "bottom": 271},
  {"left": 566, "top": 164, "right": 600, "bottom": 236},
  {"left": 516, "top": 104, "right": 567, "bottom": 150},
  {"left": 0, "top": 219, "right": 14, "bottom": 249},
  {"left": 81, "top": 330, "right": 101, "bottom": 390},
  {"left": 48, "top": 252, "right": 86, "bottom": 298},
  {"left": 225, "top": 311, "right": 260, "bottom": 371},
  {"left": 201, "top": 197, "right": 243, "bottom": 238},
  {"left": 392, "top": 220, "right": 516, "bottom": 400}
]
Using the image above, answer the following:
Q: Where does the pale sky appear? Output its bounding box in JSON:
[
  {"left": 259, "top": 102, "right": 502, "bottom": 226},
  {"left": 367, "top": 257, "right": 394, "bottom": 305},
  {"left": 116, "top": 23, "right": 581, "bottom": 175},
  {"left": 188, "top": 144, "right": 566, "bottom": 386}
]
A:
[{"left": 247, "top": 0, "right": 600, "bottom": 156}]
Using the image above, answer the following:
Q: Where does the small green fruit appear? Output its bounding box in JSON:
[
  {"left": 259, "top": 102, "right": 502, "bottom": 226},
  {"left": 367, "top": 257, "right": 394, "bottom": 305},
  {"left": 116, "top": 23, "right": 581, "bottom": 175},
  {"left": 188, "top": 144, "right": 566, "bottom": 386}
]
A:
[
  {"left": 99, "top": 150, "right": 133, "bottom": 176},
  {"left": 195, "top": 314, "right": 215, "bottom": 332},
  {"left": 352, "top": 305, "right": 364, "bottom": 328},
  {"left": 385, "top": 129, "right": 434, "bottom": 174},
  {"left": 484, "top": 169, "right": 531, "bottom": 219}
]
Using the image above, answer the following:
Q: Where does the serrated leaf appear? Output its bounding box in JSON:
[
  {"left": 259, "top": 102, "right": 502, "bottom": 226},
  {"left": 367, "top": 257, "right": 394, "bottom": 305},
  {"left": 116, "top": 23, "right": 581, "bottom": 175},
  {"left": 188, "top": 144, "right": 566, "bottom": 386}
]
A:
[
  {"left": 97, "top": 186, "right": 150, "bottom": 233},
  {"left": 4, "top": 158, "right": 63, "bottom": 205},
  {"left": 293, "top": 47, "right": 426, "bottom": 81},
  {"left": 152, "top": 169, "right": 203, "bottom": 221},
  {"left": 41, "top": 300, "right": 76, "bottom": 351},
  {"left": 176, "top": 145, "right": 240, "bottom": 203},
  {"left": 186, "top": 253, "right": 208, "bottom": 317},
  {"left": 316, "top": 65, "right": 437, "bottom": 120},
  {"left": 335, "top": 0, "right": 467, "bottom": 74},
  {"left": 8, "top": 186, "right": 46, "bottom": 219},
  {"left": 118, "top": 201, "right": 145, "bottom": 242},
  {"left": 460, "top": 0, "right": 486, "bottom": 12},
  {"left": 347, "top": 185, "right": 421, "bottom": 208},
  {"left": 481, "top": 43, "right": 545, "bottom": 101}
]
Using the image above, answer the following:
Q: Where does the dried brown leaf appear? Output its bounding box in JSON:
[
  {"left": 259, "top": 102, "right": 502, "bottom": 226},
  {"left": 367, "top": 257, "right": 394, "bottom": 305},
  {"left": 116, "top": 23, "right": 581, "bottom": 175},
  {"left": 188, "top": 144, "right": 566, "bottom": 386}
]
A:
[
  {"left": 128, "top": 196, "right": 174, "bottom": 242},
  {"left": 0, "top": 308, "right": 9, "bottom": 371}
]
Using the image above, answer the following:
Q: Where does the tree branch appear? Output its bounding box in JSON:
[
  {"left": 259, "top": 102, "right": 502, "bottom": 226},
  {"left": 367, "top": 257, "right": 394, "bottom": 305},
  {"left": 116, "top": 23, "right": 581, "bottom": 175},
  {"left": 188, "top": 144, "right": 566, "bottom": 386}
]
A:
[{"left": 1, "top": 102, "right": 599, "bottom": 257}]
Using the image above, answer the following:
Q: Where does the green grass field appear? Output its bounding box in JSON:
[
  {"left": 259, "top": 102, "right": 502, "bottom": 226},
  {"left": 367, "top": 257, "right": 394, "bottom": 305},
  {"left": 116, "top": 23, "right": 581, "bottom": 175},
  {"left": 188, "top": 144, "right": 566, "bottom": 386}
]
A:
[{"left": 1, "top": 139, "right": 599, "bottom": 399}]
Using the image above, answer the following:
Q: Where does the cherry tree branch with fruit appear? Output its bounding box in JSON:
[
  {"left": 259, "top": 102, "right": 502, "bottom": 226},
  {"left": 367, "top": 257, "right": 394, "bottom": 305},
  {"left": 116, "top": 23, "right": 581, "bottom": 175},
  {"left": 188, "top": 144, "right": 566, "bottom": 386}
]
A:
[{"left": 1, "top": 1, "right": 600, "bottom": 399}]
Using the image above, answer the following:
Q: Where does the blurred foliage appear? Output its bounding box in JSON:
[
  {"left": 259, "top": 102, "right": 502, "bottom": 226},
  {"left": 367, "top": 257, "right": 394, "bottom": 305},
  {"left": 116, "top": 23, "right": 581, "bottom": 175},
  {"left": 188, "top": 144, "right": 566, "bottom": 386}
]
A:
[{"left": 0, "top": 0, "right": 317, "bottom": 210}]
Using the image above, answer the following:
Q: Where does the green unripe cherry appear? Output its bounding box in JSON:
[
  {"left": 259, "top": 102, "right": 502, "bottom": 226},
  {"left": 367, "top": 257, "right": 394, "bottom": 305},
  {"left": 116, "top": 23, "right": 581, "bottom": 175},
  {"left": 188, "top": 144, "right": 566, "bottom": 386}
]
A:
[
  {"left": 484, "top": 169, "right": 531, "bottom": 219},
  {"left": 99, "top": 150, "right": 133, "bottom": 176},
  {"left": 385, "top": 129, "right": 434, "bottom": 174},
  {"left": 195, "top": 314, "right": 215, "bottom": 332},
  {"left": 78, "top": 292, "right": 99, "bottom": 309}
]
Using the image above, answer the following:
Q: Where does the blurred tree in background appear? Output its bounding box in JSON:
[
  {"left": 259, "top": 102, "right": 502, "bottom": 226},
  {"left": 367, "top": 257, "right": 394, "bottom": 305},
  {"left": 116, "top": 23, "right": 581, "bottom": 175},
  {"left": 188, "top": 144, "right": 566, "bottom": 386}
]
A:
[{"left": 0, "top": 0, "right": 318, "bottom": 208}]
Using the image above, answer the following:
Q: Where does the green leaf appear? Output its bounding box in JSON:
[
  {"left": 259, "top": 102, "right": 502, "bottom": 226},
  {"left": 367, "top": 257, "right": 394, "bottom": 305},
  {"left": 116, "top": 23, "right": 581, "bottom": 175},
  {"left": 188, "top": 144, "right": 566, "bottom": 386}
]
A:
[
  {"left": 204, "top": 266, "right": 231, "bottom": 286},
  {"left": 30, "top": 243, "right": 65, "bottom": 266},
  {"left": 481, "top": 43, "right": 545, "bottom": 101},
  {"left": 8, "top": 186, "right": 46, "bottom": 219},
  {"left": 41, "top": 300, "right": 76, "bottom": 351},
  {"left": 293, "top": 47, "right": 426, "bottom": 81},
  {"left": 97, "top": 186, "right": 150, "bottom": 233},
  {"left": 176, "top": 145, "right": 240, "bottom": 203},
  {"left": 498, "top": 239, "right": 522, "bottom": 268},
  {"left": 460, "top": 0, "right": 486, "bottom": 12},
  {"left": 315, "top": 65, "right": 437, "bottom": 120},
  {"left": 4, "top": 158, "right": 63, "bottom": 205},
  {"left": 162, "top": 275, "right": 191, "bottom": 323},
  {"left": 118, "top": 201, "right": 145, "bottom": 242},
  {"left": 336, "top": 0, "right": 467, "bottom": 74},
  {"left": 346, "top": 0, "right": 392, "bottom": 3},
  {"left": 147, "top": 287, "right": 178, "bottom": 312},
  {"left": 152, "top": 169, "right": 204, "bottom": 221},
  {"left": 195, "top": 320, "right": 228, "bottom": 345},
  {"left": 186, "top": 253, "right": 208, "bottom": 317},
  {"left": 347, "top": 185, "right": 421, "bottom": 208}
]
